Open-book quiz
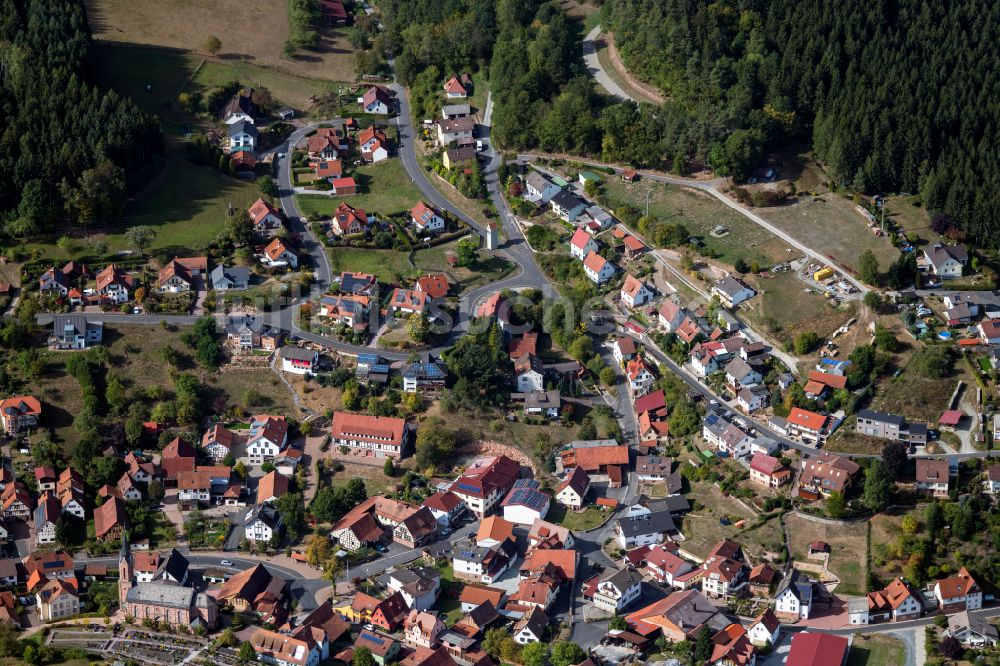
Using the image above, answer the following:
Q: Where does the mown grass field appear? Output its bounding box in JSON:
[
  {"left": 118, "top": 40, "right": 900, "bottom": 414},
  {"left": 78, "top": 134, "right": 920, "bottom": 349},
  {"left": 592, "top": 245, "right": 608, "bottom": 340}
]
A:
[
  {"left": 114, "top": 160, "right": 260, "bottom": 253},
  {"left": 327, "top": 239, "right": 514, "bottom": 287},
  {"left": 602, "top": 179, "right": 789, "bottom": 269},
  {"left": 85, "top": 0, "right": 357, "bottom": 82},
  {"left": 92, "top": 43, "right": 200, "bottom": 116},
  {"left": 298, "top": 159, "right": 427, "bottom": 221},
  {"left": 187, "top": 60, "right": 341, "bottom": 111}
]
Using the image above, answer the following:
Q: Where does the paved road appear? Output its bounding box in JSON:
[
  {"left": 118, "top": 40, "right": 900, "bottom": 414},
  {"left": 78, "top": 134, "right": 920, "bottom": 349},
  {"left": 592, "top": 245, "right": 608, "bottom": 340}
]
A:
[
  {"left": 630, "top": 327, "right": 1000, "bottom": 461},
  {"left": 516, "top": 153, "right": 870, "bottom": 294},
  {"left": 581, "top": 25, "right": 632, "bottom": 102}
]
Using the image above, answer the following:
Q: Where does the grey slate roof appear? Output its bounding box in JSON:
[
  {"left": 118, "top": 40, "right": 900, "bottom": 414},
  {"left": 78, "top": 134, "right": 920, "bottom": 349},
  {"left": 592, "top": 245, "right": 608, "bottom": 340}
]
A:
[
  {"left": 160, "top": 549, "right": 189, "bottom": 582},
  {"left": 53, "top": 314, "right": 101, "bottom": 336},
  {"left": 551, "top": 189, "right": 586, "bottom": 211},
  {"left": 857, "top": 409, "right": 904, "bottom": 427},
  {"left": 245, "top": 503, "right": 282, "bottom": 529},
  {"left": 602, "top": 566, "right": 643, "bottom": 593},
  {"left": 616, "top": 509, "right": 675, "bottom": 538},
  {"left": 125, "top": 581, "right": 210, "bottom": 609},
  {"left": 279, "top": 345, "right": 316, "bottom": 362},
  {"left": 210, "top": 265, "right": 250, "bottom": 288}
]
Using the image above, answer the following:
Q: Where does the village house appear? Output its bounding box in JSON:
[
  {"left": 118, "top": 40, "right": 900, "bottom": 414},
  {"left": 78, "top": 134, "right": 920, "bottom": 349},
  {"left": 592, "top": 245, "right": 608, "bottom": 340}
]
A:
[
  {"left": 244, "top": 504, "right": 283, "bottom": 544},
  {"left": 711, "top": 275, "right": 756, "bottom": 307},
  {"left": 320, "top": 293, "right": 370, "bottom": 328},
  {"left": 424, "top": 492, "right": 465, "bottom": 527},
  {"left": 311, "top": 160, "right": 343, "bottom": 183},
  {"left": 247, "top": 415, "right": 290, "bottom": 464},
  {"left": 361, "top": 86, "right": 392, "bottom": 114},
  {"left": 515, "top": 355, "right": 544, "bottom": 392},
  {"left": 202, "top": 424, "right": 236, "bottom": 462},
  {"left": 385, "top": 568, "right": 441, "bottom": 611},
  {"left": 615, "top": 509, "right": 675, "bottom": 549},
  {"left": 441, "top": 103, "right": 470, "bottom": 120},
  {"left": 222, "top": 90, "right": 258, "bottom": 124},
  {"left": 330, "top": 412, "right": 411, "bottom": 460},
  {"left": 554, "top": 466, "right": 590, "bottom": 508},
  {"left": 737, "top": 385, "right": 770, "bottom": 413},
  {"left": 450, "top": 455, "right": 520, "bottom": 518},
  {"left": 280, "top": 346, "right": 319, "bottom": 375},
  {"left": 261, "top": 238, "right": 299, "bottom": 268},
  {"left": 612, "top": 337, "right": 636, "bottom": 365},
  {"left": 747, "top": 609, "right": 781, "bottom": 647},
  {"left": 388, "top": 288, "right": 430, "bottom": 317},
  {"left": 0, "top": 396, "right": 41, "bottom": 435},
  {"left": 521, "top": 389, "right": 561, "bottom": 419},
  {"left": 924, "top": 242, "right": 968, "bottom": 279},
  {"left": 415, "top": 273, "right": 450, "bottom": 299},
  {"left": 443, "top": 75, "right": 469, "bottom": 98},
  {"left": 404, "top": 610, "right": 446, "bottom": 649},
  {"left": 459, "top": 585, "right": 505, "bottom": 613},
  {"left": 620, "top": 275, "right": 654, "bottom": 308},
  {"left": 947, "top": 611, "right": 999, "bottom": 648},
  {"left": 550, "top": 190, "right": 588, "bottom": 223},
  {"left": 775, "top": 570, "right": 813, "bottom": 620},
  {"left": 331, "top": 202, "right": 370, "bottom": 236},
  {"left": 37, "top": 578, "right": 80, "bottom": 621},
  {"left": 626, "top": 357, "right": 656, "bottom": 396},
  {"left": 358, "top": 125, "right": 389, "bottom": 162},
  {"left": 49, "top": 314, "right": 103, "bottom": 350},
  {"left": 934, "top": 567, "right": 982, "bottom": 612},
  {"left": 592, "top": 567, "right": 643, "bottom": 613},
  {"left": 437, "top": 117, "right": 475, "bottom": 146},
  {"left": 524, "top": 171, "right": 562, "bottom": 204},
  {"left": 94, "top": 497, "right": 128, "bottom": 542},
  {"left": 411, "top": 201, "right": 445, "bottom": 235},
  {"left": 249, "top": 198, "right": 283, "bottom": 230},
  {"left": 402, "top": 358, "right": 448, "bottom": 394},
  {"left": 95, "top": 264, "right": 133, "bottom": 303},
  {"left": 915, "top": 459, "right": 950, "bottom": 497},
  {"left": 799, "top": 452, "right": 860, "bottom": 497},
  {"left": 513, "top": 606, "right": 548, "bottom": 644},
  {"left": 624, "top": 589, "right": 728, "bottom": 643},
  {"left": 451, "top": 538, "right": 517, "bottom": 585},
  {"left": 852, "top": 577, "right": 923, "bottom": 624},
  {"left": 229, "top": 120, "right": 257, "bottom": 151},
  {"left": 443, "top": 146, "right": 476, "bottom": 170},
  {"left": 33, "top": 493, "right": 59, "bottom": 544},
  {"left": 569, "top": 228, "right": 599, "bottom": 261},
  {"left": 501, "top": 479, "right": 550, "bottom": 526},
  {"left": 210, "top": 265, "right": 250, "bottom": 291},
  {"left": 854, "top": 409, "right": 929, "bottom": 445},
  {"left": 785, "top": 407, "right": 830, "bottom": 444},
  {"left": 749, "top": 453, "right": 791, "bottom": 488}
]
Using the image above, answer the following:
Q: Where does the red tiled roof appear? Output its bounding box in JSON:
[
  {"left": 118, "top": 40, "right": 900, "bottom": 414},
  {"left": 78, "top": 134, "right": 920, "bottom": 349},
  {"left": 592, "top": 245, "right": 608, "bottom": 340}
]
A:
[
  {"left": 787, "top": 407, "right": 828, "bottom": 433},
  {"left": 807, "top": 371, "right": 847, "bottom": 390},
  {"left": 331, "top": 412, "right": 406, "bottom": 445},
  {"left": 787, "top": 632, "right": 848, "bottom": 666},
  {"left": 583, "top": 251, "right": 608, "bottom": 273}
]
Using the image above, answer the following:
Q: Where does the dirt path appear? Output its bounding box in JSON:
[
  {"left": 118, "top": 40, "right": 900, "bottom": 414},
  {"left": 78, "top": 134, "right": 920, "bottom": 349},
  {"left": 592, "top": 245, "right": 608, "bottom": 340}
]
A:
[{"left": 603, "top": 32, "right": 666, "bottom": 105}]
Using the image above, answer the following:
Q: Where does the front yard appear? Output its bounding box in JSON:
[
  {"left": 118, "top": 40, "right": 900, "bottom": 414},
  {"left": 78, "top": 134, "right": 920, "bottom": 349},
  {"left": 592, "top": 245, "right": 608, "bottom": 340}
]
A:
[
  {"left": 297, "top": 159, "right": 426, "bottom": 219},
  {"left": 547, "top": 504, "right": 607, "bottom": 531}
]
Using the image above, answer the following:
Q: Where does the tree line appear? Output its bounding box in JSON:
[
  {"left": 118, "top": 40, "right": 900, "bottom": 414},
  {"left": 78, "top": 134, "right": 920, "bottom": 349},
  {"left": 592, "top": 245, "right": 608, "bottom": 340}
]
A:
[
  {"left": 601, "top": 0, "right": 1000, "bottom": 246},
  {"left": 0, "top": 0, "right": 162, "bottom": 241}
]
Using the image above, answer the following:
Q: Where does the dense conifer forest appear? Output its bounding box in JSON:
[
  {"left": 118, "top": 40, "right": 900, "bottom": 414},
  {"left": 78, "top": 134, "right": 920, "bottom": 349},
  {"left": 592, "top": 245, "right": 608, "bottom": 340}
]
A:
[
  {"left": 603, "top": 0, "right": 1000, "bottom": 244},
  {"left": 0, "top": 0, "right": 162, "bottom": 238}
]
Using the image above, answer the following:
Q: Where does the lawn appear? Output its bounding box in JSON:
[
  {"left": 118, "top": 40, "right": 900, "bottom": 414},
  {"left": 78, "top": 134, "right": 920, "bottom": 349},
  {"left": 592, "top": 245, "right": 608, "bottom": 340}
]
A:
[
  {"left": 92, "top": 44, "right": 201, "bottom": 117},
  {"left": 823, "top": 430, "right": 886, "bottom": 456},
  {"left": 298, "top": 159, "right": 426, "bottom": 219},
  {"left": 85, "top": 0, "right": 357, "bottom": 83},
  {"left": 187, "top": 60, "right": 341, "bottom": 112},
  {"left": 547, "top": 504, "right": 607, "bottom": 531},
  {"left": 845, "top": 634, "right": 905, "bottom": 666},
  {"left": 110, "top": 160, "right": 260, "bottom": 254},
  {"left": 736, "top": 514, "right": 787, "bottom": 563},
  {"left": 327, "top": 238, "right": 515, "bottom": 288},
  {"left": 785, "top": 513, "right": 868, "bottom": 597},
  {"left": 739, "top": 271, "right": 854, "bottom": 347},
  {"left": 25, "top": 360, "right": 86, "bottom": 450},
  {"left": 678, "top": 481, "right": 758, "bottom": 560},
  {"left": 601, "top": 179, "right": 789, "bottom": 270},
  {"left": 758, "top": 193, "right": 902, "bottom": 270}
]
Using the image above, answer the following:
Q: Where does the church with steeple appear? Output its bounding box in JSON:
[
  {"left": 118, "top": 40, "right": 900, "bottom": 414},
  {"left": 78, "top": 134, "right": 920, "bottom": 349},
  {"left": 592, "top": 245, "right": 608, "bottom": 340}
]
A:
[{"left": 118, "top": 533, "right": 218, "bottom": 629}]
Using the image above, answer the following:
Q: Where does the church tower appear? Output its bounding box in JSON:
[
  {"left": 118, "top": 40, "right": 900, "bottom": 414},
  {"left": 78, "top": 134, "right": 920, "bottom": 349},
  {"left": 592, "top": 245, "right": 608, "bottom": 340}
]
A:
[{"left": 118, "top": 532, "right": 134, "bottom": 606}]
